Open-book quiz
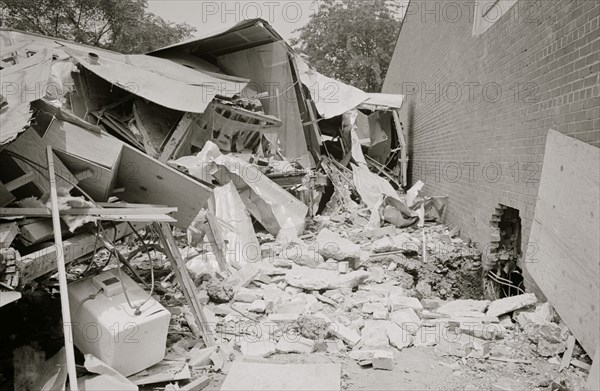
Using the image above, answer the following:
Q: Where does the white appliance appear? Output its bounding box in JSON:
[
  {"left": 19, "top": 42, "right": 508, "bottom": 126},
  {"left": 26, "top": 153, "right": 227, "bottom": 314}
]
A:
[{"left": 68, "top": 268, "right": 170, "bottom": 376}]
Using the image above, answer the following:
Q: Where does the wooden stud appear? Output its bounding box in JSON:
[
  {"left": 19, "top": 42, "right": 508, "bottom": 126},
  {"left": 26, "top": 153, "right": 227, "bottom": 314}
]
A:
[
  {"left": 159, "top": 112, "right": 196, "bottom": 162},
  {"left": 204, "top": 211, "right": 229, "bottom": 273},
  {"left": 0, "top": 222, "right": 18, "bottom": 248},
  {"left": 154, "top": 222, "right": 216, "bottom": 347},
  {"left": 560, "top": 335, "right": 577, "bottom": 372},
  {"left": 17, "top": 222, "right": 133, "bottom": 284},
  {"left": 46, "top": 146, "right": 78, "bottom": 391},
  {"left": 3, "top": 172, "right": 34, "bottom": 192}
]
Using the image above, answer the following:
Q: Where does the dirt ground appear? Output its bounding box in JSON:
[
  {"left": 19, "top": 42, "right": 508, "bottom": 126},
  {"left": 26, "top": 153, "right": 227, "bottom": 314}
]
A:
[{"left": 204, "top": 347, "right": 588, "bottom": 391}]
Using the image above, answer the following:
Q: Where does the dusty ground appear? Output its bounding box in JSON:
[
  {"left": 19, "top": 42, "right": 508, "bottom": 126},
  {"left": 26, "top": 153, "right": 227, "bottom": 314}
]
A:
[
  {"left": 204, "top": 347, "right": 588, "bottom": 391},
  {"left": 0, "top": 225, "right": 592, "bottom": 391}
]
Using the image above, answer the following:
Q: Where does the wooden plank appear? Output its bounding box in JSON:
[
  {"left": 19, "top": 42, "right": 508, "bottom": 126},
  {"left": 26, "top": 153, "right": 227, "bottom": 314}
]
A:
[
  {"left": 159, "top": 112, "right": 195, "bottom": 162},
  {"left": 132, "top": 102, "right": 160, "bottom": 158},
  {"left": 133, "top": 100, "right": 180, "bottom": 157},
  {"left": 31, "top": 99, "right": 103, "bottom": 134},
  {"left": 116, "top": 144, "right": 212, "bottom": 229},
  {"left": 204, "top": 212, "right": 228, "bottom": 272},
  {"left": 180, "top": 375, "right": 210, "bottom": 391},
  {"left": 19, "top": 219, "right": 54, "bottom": 245},
  {"left": 220, "top": 362, "right": 340, "bottom": 391},
  {"left": 526, "top": 130, "right": 600, "bottom": 356},
  {"left": 98, "top": 115, "right": 144, "bottom": 149},
  {"left": 5, "top": 128, "right": 77, "bottom": 193},
  {"left": 587, "top": 346, "right": 599, "bottom": 391},
  {"left": 4, "top": 173, "right": 34, "bottom": 192},
  {"left": 53, "top": 150, "right": 119, "bottom": 202},
  {"left": 393, "top": 109, "right": 408, "bottom": 188},
  {"left": 0, "top": 182, "right": 15, "bottom": 207},
  {"left": 17, "top": 222, "right": 133, "bottom": 284},
  {"left": 0, "top": 222, "right": 18, "bottom": 248},
  {"left": 127, "top": 360, "right": 191, "bottom": 385},
  {"left": 46, "top": 146, "right": 79, "bottom": 391},
  {"left": 42, "top": 118, "right": 123, "bottom": 169},
  {"left": 0, "top": 207, "right": 177, "bottom": 217},
  {"left": 154, "top": 222, "right": 215, "bottom": 346},
  {"left": 560, "top": 335, "right": 577, "bottom": 372},
  {"left": 212, "top": 101, "right": 282, "bottom": 126},
  {"left": 0, "top": 291, "right": 21, "bottom": 307},
  {"left": 95, "top": 202, "right": 169, "bottom": 208}
]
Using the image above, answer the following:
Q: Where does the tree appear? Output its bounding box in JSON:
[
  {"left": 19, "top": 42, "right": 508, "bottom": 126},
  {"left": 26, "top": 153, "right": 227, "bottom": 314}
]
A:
[
  {"left": 0, "top": 0, "right": 195, "bottom": 53},
  {"left": 291, "top": 0, "right": 401, "bottom": 92}
]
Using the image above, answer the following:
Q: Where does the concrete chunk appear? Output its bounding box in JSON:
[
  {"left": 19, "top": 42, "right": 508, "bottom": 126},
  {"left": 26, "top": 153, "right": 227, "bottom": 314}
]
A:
[
  {"left": 486, "top": 293, "right": 537, "bottom": 317},
  {"left": 316, "top": 228, "right": 361, "bottom": 261},
  {"left": 328, "top": 322, "right": 361, "bottom": 347},
  {"left": 286, "top": 266, "right": 369, "bottom": 290},
  {"left": 240, "top": 340, "right": 277, "bottom": 358},
  {"left": 276, "top": 337, "right": 316, "bottom": 354},
  {"left": 385, "top": 321, "right": 414, "bottom": 351},
  {"left": 436, "top": 333, "right": 473, "bottom": 357},
  {"left": 372, "top": 350, "right": 394, "bottom": 370},
  {"left": 389, "top": 296, "right": 423, "bottom": 311},
  {"left": 437, "top": 300, "right": 490, "bottom": 315},
  {"left": 458, "top": 323, "right": 502, "bottom": 340},
  {"left": 248, "top": 300, "right": 267, "bottom": 313},
  {"left": 413, "top": 327, "right": 439, "bottom": 347},
  {"left": 234, "top": 287, "right": 261, "bottom": 303},
  {"left": 362, "top": 302, "right": 387, "bottom": 314},
  {"left": 391, "top": 308, "right": 421, "bottom": 335},
  {"left": 360, "top": 320, "right": 390, "bottom": 348}
]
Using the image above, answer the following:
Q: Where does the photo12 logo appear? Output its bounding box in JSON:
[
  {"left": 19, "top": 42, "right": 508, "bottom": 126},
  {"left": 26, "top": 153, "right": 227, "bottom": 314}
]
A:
[{"left": 201, "top": 1, "right": 317, "bottom": 24}]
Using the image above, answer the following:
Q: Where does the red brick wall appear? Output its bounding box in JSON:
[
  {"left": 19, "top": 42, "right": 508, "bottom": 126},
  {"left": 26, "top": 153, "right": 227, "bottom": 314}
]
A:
[{"left": 383, "top": 0, "right": 599, "bottom": 287}]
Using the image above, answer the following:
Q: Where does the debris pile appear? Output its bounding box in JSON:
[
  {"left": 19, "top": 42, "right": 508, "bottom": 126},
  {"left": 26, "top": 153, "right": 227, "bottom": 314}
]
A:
[{"left": 0, "top": 19, "right": 594, "bottom": 391}]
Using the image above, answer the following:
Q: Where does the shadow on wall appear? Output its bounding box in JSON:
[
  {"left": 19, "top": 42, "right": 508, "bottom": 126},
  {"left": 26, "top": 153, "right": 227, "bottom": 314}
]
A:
[{"left": 406, "top": 100, "right": 415, "bottom": 185}]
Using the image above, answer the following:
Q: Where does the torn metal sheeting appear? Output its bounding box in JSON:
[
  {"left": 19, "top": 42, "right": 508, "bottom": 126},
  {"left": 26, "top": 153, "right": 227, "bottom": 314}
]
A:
[
  {"left": 213, "top": 154, "right": 308, "bottom": 238},
  {"left": 147, "top": 18, "right": 285, "bottom": 59},
  {"left": 295, "top": 55, "right": 369, "bottom": 119},
  {"left": 61, "top": 43, "right": 248, "bottom": 113},
  {"left": 0, "top": 50, "right": 54, "bottom": 145},
  {"left": 359, "top": 93, "right": 405, "bottom": 111}
]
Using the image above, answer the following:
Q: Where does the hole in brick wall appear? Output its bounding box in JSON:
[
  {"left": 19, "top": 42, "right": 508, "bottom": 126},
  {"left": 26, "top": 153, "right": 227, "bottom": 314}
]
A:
[{"left": 485, "top": 205, "right": 526, "bottom": 299}]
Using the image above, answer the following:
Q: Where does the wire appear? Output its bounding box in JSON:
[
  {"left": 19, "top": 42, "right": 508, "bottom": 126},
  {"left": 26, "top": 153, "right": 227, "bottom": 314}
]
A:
[
  {"left": 72, "top": 287, "right": 103, "bottom": 314},
  {"left": 487, "top": 271, "right": 526, "bottom": 295},
  {"left": 6, "top": 149, "right": 156, "bottom": 314}
]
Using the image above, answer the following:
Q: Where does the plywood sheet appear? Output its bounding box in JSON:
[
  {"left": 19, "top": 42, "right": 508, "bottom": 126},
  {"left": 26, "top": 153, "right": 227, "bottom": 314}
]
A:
[
  {"left": 0, "top": 182, "right": 15, "bottom": 207},
  {"left": 43, "top": 119, "right": 123, "bottom": 169},
  {"left": 54, "top": 150, "right": 118, "bottom": 202},
  {"left": 220, "top": 362, "right": 340, "bottom": 391},
  {"left": 526, "top": 129, "right": 600, "bottom": 356},
  {"left": 115, "top": 145, "right": 212, "bottom": 229},
  {"left": 587, "top": 346, "right": 599, "bottom": 391},
  {"left": 5, "top": 128, "right": 77, "bottom": 193}
]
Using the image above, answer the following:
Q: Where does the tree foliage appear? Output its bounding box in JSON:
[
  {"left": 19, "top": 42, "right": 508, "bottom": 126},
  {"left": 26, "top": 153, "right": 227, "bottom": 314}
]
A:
[
  {"left": 291, "top": 0, "right": 401, "bottom": 92},
  {"left": 0, "top": 0, "right": 195, "bottom": 53}
]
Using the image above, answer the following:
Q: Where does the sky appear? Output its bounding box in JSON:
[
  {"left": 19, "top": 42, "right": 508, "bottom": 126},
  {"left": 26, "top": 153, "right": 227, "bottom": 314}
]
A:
[{"left": 147, "top": 0, "right": 318, "bottom": 41}]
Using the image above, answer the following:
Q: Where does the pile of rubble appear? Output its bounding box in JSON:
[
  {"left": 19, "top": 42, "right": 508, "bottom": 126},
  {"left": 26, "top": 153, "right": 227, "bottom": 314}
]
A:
[
  {"left": 0, "top": 19, "right": 594, "bottom": 391},
  {"left": 141, "top": 218, "right": 587, "bottom": 390}
]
